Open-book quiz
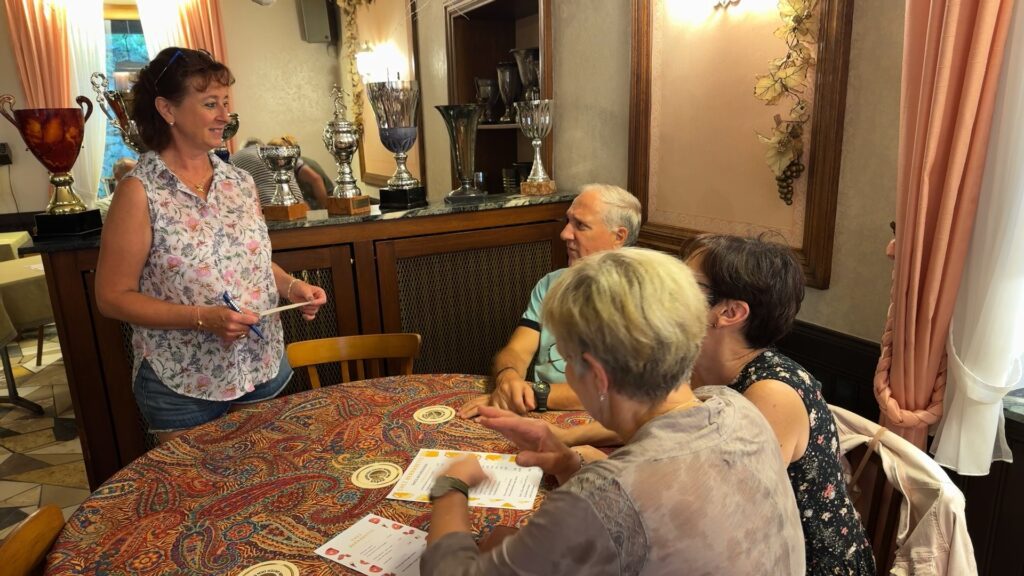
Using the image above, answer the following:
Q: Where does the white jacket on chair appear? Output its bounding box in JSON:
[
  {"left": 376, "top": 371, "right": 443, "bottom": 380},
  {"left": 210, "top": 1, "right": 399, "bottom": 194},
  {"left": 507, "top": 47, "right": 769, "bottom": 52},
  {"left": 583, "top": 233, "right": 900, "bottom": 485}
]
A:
[{"left": 830, "top": 405, "right": 977, "bottom": 575}]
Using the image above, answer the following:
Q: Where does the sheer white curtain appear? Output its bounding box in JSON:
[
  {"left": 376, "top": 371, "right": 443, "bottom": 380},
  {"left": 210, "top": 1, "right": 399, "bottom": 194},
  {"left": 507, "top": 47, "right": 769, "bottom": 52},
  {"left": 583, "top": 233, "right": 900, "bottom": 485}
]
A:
[
  {"left": 65, "top": 0, "right": 105, "bottom": 208},
  {"left": 931, "top": 0, "right": 1024, "bottom": 476},
  {"left": 136, "top": 0, "right": 185, "bottom": 58}
]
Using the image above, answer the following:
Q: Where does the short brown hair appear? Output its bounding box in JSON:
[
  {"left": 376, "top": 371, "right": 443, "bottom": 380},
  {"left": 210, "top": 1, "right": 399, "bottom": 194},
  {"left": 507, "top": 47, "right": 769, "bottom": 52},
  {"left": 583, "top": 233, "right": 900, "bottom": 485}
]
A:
[
  {"left": 131, "top": 47, "right": 235, "bottom": 152},
  {"left": 680, "top": 233, "right": 805, "bottom": 348}
]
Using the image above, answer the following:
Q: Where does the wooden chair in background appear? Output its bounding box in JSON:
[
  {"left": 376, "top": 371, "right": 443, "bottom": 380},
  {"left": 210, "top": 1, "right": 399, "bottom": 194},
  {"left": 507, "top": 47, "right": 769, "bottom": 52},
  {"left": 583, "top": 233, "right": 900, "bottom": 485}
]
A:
[
  {"left": 286, "top": 333, "right": 422, "bottom": 387},
  {"left": 846, "top": 441, "right": 903, "bottom": 571},
  {"left": 0, "top": 505, "right": 64, "bottom": 576}
]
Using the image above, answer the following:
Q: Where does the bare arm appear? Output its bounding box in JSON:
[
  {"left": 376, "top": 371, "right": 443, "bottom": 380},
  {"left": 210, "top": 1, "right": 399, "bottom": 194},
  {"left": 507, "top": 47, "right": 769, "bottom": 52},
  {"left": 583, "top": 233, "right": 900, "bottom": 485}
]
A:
[
  {"left": 297, "top": 165, "right": 330, "bottom": 209},
  {"left": 743, "top": 379, "right": 810, "bottom": 464},
  {"left": 459, "top": 326, "right": 540, "bottom": 418},
  {"left": 95, "top": 178, "right": 257, "bottom": 338}
]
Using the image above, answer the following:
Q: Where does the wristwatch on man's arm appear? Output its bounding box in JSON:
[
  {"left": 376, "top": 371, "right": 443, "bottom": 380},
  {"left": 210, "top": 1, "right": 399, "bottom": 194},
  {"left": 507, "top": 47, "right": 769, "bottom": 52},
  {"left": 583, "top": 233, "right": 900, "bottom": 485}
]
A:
[
  {"left": 531, "top": 381, "right": 550, "bottom": 412},
  {"left": 429, "top": 475, "right": 470, "bottom": 502}
]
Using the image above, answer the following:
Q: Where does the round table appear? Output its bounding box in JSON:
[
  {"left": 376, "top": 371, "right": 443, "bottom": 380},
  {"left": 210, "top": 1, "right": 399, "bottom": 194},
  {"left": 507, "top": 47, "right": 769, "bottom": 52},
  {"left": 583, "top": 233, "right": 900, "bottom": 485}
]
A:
[{"left": 44, "top": 374, "right": 591, "bottom": 575}]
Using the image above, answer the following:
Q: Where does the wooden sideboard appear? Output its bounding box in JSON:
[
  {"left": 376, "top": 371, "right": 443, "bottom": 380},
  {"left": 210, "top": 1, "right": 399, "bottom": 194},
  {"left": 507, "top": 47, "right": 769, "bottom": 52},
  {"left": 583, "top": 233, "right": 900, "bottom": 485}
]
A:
[{"left": 34, "top": 199, "right": 571, "bottom": 489}]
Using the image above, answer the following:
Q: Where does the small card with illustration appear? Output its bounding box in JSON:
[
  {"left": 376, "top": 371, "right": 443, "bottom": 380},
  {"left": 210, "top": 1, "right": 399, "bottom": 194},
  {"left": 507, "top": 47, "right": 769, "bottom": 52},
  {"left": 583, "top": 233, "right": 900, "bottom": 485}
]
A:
[{"left": 315, "top": 514, "right": 426, "bottom": 576}]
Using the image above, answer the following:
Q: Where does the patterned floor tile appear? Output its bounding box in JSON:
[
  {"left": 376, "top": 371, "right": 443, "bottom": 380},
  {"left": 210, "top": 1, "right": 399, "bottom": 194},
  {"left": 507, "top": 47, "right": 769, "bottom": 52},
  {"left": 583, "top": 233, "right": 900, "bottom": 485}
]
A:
[
  {"left": 29, "top": 453, "right": 83, "bottom": 467},
  {"left": 0, "top": 429, "right": 56, "bottom": 453},
  {"left": 53, "top": 385, "right": 73, "bottom": 416},
  {"left": 6, "top": 461, "right": 89, "bottom": 489},
  {"left": 0, "top": 480, "right": 38, "bottom": 501},
  {"left": 2, "top": 417, "right": 53, "bottom": 435},
  {"left": 40, "top": 485, "right": 90, "bottom": 509},
  {"left": 0, "top": 506, "right": 28, "bottom": 531},
  {"left": 0, "top": 484, "right": 39, "bottom": 507},
  {"left": 26, "top": 439, "right": 82, "bottom": 455},
  {"left": 0, "top": 453, "right": 49, "bottom": 478}
]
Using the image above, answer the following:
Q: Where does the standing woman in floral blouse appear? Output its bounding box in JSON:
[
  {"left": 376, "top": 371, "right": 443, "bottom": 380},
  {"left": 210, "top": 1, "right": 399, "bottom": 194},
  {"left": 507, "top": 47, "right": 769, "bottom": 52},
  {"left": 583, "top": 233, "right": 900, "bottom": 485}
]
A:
[
  {"left": 682, "top": 234, "right": 875, "bottom": 575},
  {"left": 95, "top": 47, "right": 325, "bottom": 443}
]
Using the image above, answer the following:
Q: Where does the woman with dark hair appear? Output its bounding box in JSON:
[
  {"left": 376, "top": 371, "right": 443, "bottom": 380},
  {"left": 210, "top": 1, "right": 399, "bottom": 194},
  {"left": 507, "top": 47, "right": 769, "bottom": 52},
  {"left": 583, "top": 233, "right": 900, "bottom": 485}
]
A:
[
  {"left": 681, "top": 233, "right": 875, "bottom": 575},
  {"left": 95, "top": 47, "right": 326, "bottom": 442}
]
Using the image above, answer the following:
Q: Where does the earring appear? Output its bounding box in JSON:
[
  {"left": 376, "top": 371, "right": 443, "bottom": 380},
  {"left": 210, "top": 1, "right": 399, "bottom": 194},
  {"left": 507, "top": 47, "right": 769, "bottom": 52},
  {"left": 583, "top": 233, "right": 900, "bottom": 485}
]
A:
[
  {"left": 599, "top": 392, "right": 607, "bottom": 403},
  {"left": 169, "top": 120, "right": 175, "bottom": 127}
]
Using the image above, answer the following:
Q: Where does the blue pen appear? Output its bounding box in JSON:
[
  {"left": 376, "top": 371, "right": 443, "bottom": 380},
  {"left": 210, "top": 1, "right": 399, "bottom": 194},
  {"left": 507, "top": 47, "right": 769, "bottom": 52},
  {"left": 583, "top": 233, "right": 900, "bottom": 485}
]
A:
[{"left": 222, "top": 291, "right": 265, "bottom": 340}]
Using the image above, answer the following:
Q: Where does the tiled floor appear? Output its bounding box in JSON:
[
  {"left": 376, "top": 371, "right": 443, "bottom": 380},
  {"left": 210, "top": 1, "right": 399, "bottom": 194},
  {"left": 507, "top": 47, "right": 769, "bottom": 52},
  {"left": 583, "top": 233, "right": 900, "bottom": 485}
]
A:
[{"left": 0, "top": 326, "right": 88, "bottom": 540}]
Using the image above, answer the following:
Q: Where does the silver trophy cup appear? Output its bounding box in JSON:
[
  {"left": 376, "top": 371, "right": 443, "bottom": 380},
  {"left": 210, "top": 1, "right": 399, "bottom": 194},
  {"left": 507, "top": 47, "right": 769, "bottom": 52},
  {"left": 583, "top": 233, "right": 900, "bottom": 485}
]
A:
[
  {"left": 258, "top": 145, "right": 302, "bottom": 206},
  {"left": 90, "top": 72, "right": 146, "bottom": 153},
  {"left": 436, "top": 104, "right": 485, "bottom": 202},
  {"left": 366, "top": 80, "right": 422, "bottom": 191},
  {"left": 514, "top": 99, "right": 556, "bottom": 195},
  {"left": 322, "top": 84, "right": 361, "bottom": 198}
]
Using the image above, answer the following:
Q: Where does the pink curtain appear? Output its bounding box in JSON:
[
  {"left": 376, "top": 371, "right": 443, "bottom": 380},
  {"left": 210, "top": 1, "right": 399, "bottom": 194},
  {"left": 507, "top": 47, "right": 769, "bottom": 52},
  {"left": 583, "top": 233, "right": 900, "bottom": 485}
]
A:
[
  {"left": 178, "top": 0, "right": 229, "bottom": 63},
  {"left": 874, "top": 0, "right": 1017, "bottom": 448},
  {"left": 3, "top": 0, "right": 70, "bottom": 108}
]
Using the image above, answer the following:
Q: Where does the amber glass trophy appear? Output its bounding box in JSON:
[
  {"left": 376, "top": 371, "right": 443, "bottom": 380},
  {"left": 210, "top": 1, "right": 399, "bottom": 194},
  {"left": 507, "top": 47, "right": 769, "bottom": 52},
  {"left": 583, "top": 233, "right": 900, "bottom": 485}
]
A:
[{"left": 0, "top": 94, "right": 101, "bottom": 237}]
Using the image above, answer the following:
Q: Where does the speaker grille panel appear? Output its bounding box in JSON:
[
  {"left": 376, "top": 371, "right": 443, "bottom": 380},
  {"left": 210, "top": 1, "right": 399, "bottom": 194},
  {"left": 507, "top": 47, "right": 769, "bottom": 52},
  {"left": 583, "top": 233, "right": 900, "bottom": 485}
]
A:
[{"left": 395, "top": 241, "right": 552, "bottom": 376}]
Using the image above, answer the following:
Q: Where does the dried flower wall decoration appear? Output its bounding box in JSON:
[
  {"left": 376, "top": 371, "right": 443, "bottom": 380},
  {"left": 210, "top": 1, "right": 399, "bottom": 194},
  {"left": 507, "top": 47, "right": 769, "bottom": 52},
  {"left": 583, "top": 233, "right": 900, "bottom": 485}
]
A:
[{"left": 753, "top": 0, "right": 818, "bottom": 204}]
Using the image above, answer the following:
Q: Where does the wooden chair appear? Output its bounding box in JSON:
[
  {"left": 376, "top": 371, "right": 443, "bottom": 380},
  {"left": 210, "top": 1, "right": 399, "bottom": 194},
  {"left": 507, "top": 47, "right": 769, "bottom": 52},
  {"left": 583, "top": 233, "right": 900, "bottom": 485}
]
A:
[
  {"left": 0, "top": 505, "right": 64, "bottom": 576},
  {"left": 846, "top": 441, "right": 903, "bottom": 572},
  {"left": 286, "top": 333, "right": 422, "bottom": 387}
]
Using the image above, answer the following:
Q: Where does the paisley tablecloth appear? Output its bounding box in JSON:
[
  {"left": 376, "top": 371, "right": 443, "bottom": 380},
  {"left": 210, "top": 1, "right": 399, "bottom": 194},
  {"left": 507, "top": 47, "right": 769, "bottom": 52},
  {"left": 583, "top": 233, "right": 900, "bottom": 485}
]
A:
[{"left": 45, "top": 374, "right": 592, "bottom": 575}]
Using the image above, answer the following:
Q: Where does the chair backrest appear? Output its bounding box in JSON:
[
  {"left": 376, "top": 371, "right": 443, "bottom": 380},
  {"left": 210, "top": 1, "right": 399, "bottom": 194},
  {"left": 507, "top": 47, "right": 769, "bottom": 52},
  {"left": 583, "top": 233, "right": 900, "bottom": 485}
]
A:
[
  {"left": 0, "top": 505, "right": 64, "bottom": 576},
  {"left": 845, "top": 442, "right": 903, "bottom": 572},
  {"left": 286, "top": 333, "right": 422, "bottom": 387}
]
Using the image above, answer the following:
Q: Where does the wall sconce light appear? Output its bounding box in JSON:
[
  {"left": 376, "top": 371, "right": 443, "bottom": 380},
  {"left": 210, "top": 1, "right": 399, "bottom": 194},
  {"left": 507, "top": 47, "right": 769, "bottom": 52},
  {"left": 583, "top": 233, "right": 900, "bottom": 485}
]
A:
[
  {"left": 355, "top": 43, "right": 377, "bottom": 80},
  {"left": 714, "top": 0, "right": 740, "bottom": 7}
]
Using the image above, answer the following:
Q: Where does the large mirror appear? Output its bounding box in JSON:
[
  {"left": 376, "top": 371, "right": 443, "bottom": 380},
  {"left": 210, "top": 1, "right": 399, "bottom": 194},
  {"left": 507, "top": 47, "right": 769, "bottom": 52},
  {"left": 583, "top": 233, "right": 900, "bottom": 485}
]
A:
[
  {"left": 628, "top": 0, "right": 854, "bottom": 288},
  {"left": 354, "top": 0, "right": 426, "bottom": 189}
]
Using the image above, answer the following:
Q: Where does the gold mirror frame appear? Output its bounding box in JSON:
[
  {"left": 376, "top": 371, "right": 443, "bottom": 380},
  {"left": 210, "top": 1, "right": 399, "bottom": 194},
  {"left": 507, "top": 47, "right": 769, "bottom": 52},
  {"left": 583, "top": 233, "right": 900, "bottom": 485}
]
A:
[{"left": 628, "top": 0, "right": 854, "bottom": 288}]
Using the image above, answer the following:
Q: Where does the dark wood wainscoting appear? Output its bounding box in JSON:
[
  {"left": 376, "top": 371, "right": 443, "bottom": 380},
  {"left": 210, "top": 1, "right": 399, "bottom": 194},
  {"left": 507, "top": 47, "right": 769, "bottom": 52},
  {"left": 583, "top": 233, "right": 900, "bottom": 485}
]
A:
[{"left": 776, "top": 320, "right": 881, "bottom": 421}]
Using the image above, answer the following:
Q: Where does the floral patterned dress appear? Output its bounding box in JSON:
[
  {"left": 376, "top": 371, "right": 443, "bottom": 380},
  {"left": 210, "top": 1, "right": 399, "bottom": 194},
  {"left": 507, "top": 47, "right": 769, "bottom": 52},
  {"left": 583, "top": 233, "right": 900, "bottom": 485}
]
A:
[
  {"left": 130, "top": 151, "right": 284, "bottom": 401},
  {"left": 731, "top": 350, "right": 875, "bottom": 575}
]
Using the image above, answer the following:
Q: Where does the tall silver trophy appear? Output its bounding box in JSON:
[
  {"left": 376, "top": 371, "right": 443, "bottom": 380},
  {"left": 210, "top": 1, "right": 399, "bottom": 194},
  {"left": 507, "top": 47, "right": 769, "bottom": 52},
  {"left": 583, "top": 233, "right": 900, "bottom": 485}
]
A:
[
  {"left": 258, "top": 145, "right": 307, "bottom": 221},
  {"left": 322, "top": 84, "right": 369, "bottom": 216},
  {"left": 436, "top": 104, "right": 486, "bottom": 203},
  {"left": 90, "top": 72, "right": 146, "bottom": 152},
  {"left": 366, "top": 80, "right": 427, "bottom": 211},
  {"left": 514, "top": 99, "right": 556, "bottom": 195}
]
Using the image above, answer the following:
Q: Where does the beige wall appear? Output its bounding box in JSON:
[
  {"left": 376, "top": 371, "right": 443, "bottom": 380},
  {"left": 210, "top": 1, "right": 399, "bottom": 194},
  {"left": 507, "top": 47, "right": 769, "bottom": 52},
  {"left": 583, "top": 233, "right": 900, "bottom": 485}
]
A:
[
  {"left": 0, "top": 7, "right": 56, "bottom": 214},
  {"left": 798, "top": 0, "right": 904, "bottom": 341},
  {"left": 220, "top": 0, "right": 339, "bottom": 173}
]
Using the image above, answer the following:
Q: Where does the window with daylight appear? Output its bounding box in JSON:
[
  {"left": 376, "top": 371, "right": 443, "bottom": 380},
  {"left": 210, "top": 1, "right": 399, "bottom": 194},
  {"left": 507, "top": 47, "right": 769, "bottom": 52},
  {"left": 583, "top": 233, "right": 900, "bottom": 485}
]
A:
[{"left": 97, "top": 18, "right": 147, "bottom": 199}]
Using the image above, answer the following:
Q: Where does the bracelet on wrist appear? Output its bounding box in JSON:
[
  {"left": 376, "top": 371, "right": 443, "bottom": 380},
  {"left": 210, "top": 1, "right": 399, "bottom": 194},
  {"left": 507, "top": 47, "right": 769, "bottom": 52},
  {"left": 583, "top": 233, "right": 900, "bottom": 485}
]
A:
[
  {"left": 495, "top": 366, "right": 519, "bottom": 380},
  {"left": 194, "top": 305, "right": 204, "bottom": 330},
  {"left": 285, "top": 277, "right": 299, "bottom": 301},
  {"left": 573, "top": 449, "right": 585, "bottom": 472}
]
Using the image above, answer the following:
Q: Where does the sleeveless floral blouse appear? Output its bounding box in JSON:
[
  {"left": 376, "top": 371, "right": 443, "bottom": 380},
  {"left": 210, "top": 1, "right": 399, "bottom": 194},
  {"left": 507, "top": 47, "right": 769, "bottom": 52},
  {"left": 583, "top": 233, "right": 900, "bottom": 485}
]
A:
[
  {"left": 129, "top": 151, "right": 284, "bottom": 401},
  {"left": 731, "top": 350, "right": 875, "bottom": 575}
]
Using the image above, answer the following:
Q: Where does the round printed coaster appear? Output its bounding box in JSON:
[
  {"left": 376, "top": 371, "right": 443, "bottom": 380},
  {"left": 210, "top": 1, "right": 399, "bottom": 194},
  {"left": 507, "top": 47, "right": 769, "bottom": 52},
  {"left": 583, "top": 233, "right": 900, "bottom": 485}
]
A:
[
  {"left": 413, "top": 405, "right": 455, "bottom": 425},
  {"left": 351, "top": 462, "right": 403, "bottom": 489},
  {"left": 236, "top": 560, "right": 300, "bottom": 576}
]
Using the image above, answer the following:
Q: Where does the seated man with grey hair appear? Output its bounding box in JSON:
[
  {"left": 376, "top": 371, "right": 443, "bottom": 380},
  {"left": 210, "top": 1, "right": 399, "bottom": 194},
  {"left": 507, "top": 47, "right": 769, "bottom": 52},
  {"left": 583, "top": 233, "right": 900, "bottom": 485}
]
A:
[{"left": 458, "top": 183, "right": 642, "bottom": 418}]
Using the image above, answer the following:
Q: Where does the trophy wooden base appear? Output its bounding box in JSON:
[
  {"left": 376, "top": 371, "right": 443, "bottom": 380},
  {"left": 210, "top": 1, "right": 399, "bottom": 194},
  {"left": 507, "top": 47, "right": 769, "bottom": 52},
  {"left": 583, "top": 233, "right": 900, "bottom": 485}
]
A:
[
  {"left": 380, "top": 186, "right": 427, "bottom": 212},
  {"left": 327, "top": 195, "right": 372, "bottom": 216},
  {"left": 520, "top": 180, "right": 557, "bottom": 196},
  {"left": 34, "top": 209, "right": 102, "bottom": 238},
  {"left": 263, "top": 203, "right": 308, "bottom": 221}
]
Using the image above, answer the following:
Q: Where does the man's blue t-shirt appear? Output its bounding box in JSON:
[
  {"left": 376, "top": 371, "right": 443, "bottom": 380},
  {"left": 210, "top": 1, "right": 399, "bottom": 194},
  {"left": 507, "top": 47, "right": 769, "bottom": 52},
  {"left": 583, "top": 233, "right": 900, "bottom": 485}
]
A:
[{"left": 518, "top": 269, "right": 566, "bottom": 385}]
